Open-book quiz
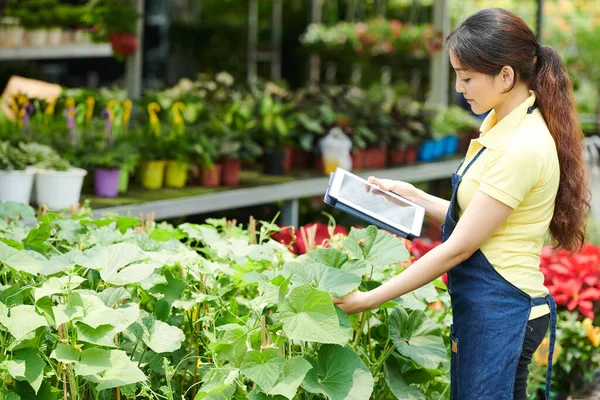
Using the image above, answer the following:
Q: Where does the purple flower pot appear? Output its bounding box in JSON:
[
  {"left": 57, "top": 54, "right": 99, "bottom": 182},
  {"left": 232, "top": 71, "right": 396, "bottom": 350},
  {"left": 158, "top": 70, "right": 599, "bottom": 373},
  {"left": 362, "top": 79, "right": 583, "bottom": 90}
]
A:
[{"left": 94, "top": 168, "right": 121, "bottom": 198}]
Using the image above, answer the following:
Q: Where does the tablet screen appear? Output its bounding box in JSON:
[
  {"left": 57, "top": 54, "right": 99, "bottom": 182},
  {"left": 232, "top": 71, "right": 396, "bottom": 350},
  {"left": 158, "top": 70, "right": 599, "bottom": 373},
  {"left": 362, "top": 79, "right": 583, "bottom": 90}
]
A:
[{"left": 337, "top": 172, "right": 417, "bottom": 232}]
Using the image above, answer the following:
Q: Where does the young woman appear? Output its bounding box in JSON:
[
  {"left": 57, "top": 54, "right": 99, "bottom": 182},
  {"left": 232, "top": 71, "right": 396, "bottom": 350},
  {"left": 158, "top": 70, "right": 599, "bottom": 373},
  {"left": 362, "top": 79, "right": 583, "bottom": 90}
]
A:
[{"left": 333, "top": 8, "right": 589, "bottom": 400}]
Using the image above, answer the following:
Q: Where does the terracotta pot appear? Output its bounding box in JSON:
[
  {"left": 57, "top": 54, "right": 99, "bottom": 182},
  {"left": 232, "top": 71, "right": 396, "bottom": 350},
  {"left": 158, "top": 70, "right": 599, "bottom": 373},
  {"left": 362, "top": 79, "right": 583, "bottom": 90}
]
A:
[
  {"left": 365, "top": 147, "right": 387, "bottom": 169},
  {"left": 200, "top": 163, "right": 223, "bottom": 187},
  {"left": 108, "top": 32, "right": 139, "bottom": 56},
  {"left": 283, "top": 146, "right": 293, "bottom": 173},
  {"left": 351, "top": 150, "right": 366, "bottom": 171},
  {"left": 314, "top": 155, "right": 324, "bottom": 173},
  {"left": 221, "top": 158, "right": 241, "bottom": 186},
  {"left": 291, "top": 148, "right": 311, "bottom": 170},
  {"left": 405, "top": 144, "right": 418, "bottom": 165},
  {"left": 389, "top": 146, "right": 407, "bottom": 166}
]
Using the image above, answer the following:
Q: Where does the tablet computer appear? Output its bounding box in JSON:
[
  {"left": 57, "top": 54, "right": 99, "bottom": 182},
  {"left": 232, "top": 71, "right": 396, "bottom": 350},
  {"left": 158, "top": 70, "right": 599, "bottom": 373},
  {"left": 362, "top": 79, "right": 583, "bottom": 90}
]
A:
[{"left": 324, "top": 168, "right": 425, "bottom": 240}]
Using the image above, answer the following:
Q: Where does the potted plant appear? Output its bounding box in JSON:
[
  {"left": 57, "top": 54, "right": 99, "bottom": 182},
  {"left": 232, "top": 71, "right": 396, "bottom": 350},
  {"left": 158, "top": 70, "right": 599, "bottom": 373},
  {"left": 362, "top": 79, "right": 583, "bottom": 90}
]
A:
[
  {"left": 20, "top": 141, "right": 86, "bottom": 210},
  {"left": 137, "top": 103, "right": 168, "bottom": 190},
  {"left": 3, "top": 1, "right": 25, "bottom": 46},
  {"left": 255, "top": 94, "right": 295, "bottom": 175},
  {"left": 191, "top": 135, "right": 221, "bottom": 187},
  {"left": 0, "top": 141, "right": 35, "bottom": 204},
  {"left": 85, "top": 0, "right": 139, "bottom": 58}
]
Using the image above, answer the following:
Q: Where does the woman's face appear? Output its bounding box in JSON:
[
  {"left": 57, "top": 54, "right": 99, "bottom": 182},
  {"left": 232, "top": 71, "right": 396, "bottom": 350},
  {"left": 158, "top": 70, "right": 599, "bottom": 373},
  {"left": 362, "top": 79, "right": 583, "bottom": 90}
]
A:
[{"left": 449, "top": 51, "right": 506, "bottom": 115}]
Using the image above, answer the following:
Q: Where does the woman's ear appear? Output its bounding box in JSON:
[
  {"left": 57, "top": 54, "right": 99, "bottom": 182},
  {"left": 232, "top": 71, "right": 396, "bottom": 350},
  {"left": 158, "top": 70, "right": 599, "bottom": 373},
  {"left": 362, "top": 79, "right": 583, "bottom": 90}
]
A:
[{"left": 500, "top": 66, "right": 515, "bottom": 90}]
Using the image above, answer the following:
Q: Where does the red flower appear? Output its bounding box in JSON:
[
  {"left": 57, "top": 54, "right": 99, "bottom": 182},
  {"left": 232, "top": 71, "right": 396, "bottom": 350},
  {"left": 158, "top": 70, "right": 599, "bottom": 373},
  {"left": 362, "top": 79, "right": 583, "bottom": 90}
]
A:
[{"left": 271, "top": 223, "right": 348, "bottom": 255}]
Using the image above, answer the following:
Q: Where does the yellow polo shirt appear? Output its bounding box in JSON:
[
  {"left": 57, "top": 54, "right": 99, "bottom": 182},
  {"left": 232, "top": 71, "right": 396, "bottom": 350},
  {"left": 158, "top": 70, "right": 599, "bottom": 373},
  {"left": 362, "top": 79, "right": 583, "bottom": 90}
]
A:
[{"left": 456, "top": 91, "right": 558, "bottom": 319}]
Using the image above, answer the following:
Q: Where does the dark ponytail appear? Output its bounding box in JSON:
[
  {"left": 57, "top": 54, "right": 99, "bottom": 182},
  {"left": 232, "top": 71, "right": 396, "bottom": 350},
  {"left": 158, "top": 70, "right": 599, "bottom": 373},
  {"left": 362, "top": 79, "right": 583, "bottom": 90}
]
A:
[
  {"left": 447, "top": 8, "right": 589, "bottom": 251},
  {"left": 532, "top": 45, "right": 589, "bottom": 251}
]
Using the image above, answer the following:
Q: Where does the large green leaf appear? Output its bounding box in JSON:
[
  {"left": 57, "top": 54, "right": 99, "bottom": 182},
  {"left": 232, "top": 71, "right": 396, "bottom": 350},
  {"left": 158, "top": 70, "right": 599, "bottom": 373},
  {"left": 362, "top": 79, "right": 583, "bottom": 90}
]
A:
[
  {"left": 86, "top": 223, "right": 124, "bottom": 246},
  {"left": 0, "top": 201, "right": 35, "bottom": 220},
  {"left": 305, "top": 248, "right": 348, "bottom": 269},
  {"left": 301, "top": 344, "right": 374, "bottom": 400},
  {"left": 142, "top": 319, "right": 185, "bottom": 353},
  {"left": 74, "top": 348, "right": 111, "bottom": 376},
  {"left": 0, "top": 305, "right": 48, "bottom": 340},
  {"left": 343, "top": 226, "right": 409, "bottom": 266},
  {"left": 282, "top": 262, "right": 361, "bottom": 297},
  {"left": 73, "top": 348, "right": 146, "bottom": 390},
  {"left": 240, "top": 349, "right": 286, "bottom": 393},
  {"left": 52, "top": 304, "right": 84, "bottom": 327},
  {"left": 394, "top": 283, "right": 439, "bottom": 311},
  {"left": 22, "top": 223, "right": 50, "bottom": 253},
  {"left": 0, "top": 241, "right": 46, "bottom": 275},
  {"left": 39, "top": 250, "right": 82, "bottom": 276},
  {"left": 11, "top": 349, "right": 45, "bottom": 394},
  {"left": 279, "top": 285, "right": 350, "bottom": 345},
  {"left": 384, "top": 358, "right": 425, "bottom": 400},
  {"left": 195, "top": 368, "right": 237, "bottom": 400},
  {"left": 33, "top": 276, "right": 86, "bottom": 301},
  {"left": 55, "top": 219, "right": 85, "bottom": 245},
  {"left": 247, "top": 388, "right": 287, "bottom": 400},
  {"left": 209, "top": 324, "right": 249, "bottom": 367},
  {"left": 388, "top": 307, "right": 446, "bottom": 370},
  {"left": 76, "top": 323, "right": 118, "bottom": 348},
  {"left": 76, "top": 243, "right": 157, "bottom": 285},
  {"left": 269, "top": 356, "right": 313, "bottom": 399},
  {"left": 97, "top": 287, "right": 131, "bottom": 307},
  {"left": 95, "top": 350, "right": 147, "bottom": 391},
  {"left": 49, "top": 344, "right": 80, "bottom": 364}
]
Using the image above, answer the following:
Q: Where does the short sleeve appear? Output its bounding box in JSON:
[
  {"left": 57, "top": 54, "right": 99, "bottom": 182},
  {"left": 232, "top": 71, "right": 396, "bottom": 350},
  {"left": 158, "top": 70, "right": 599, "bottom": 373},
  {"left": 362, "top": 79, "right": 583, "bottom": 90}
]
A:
[{"left": 479, "top": 145, "right": 543, "bottom": 209}]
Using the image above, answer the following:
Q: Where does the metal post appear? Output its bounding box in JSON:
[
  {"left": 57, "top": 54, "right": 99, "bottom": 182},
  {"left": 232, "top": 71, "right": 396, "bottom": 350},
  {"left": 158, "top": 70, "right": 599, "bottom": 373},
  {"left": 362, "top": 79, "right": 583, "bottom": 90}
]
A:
[
  {"left": 309, "top": 0, "right": 323, "bottom": 88},
  {"left": 536, "top": 0, "right": 544, "bottom": 42},
  {"left": 281, "top": 199, "right": 299, "bottom": 227},
  {"left": 247, "top": 0, "right": 259, "bottom": 85},
  {"left": 271, "top": 0, "right": 283, "bottom": 81},
  {"left": 428, "top": 0, "right": 450, "bottom": 107},
  {"left": 126, "top": 0, "right": 145, "bottom": 99}
]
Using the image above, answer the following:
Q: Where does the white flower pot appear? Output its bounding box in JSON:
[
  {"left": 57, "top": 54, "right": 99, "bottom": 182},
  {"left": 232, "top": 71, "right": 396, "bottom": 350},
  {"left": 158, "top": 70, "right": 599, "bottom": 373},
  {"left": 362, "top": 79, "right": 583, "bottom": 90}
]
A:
[
  {"left": 6, "top": 26, "right": 25, "bottom": 46},
  {"left": 28, "top": 29, "right": 48, "bottom": 46},
  {"left": 0, "top": 167, "right": 35, "bottom": 204},
  {"left": 74, "top": 30, "right": 91, "bottom": 44},
  {"left": 47, "top": 28, "right": 62, "bottom": 45},
  {"left": 35, "top": 168, "right": 87, "bottom": 210}
]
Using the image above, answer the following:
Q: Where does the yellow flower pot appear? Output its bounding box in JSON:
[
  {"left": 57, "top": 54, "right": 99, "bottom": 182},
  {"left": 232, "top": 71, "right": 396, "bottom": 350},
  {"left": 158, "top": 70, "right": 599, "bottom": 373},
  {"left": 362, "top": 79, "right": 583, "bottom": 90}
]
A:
[
  {"left": 140, "top": 160, "right": 166, "bottom": 190},
  {"left": 165, "top": 161, "right": 189, "bottom": 188}
]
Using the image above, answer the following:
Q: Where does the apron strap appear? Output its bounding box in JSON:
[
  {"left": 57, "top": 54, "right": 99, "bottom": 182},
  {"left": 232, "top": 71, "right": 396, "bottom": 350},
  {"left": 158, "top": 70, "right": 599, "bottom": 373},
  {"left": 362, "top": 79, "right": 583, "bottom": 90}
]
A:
[
  {"left": 457, "top": 147, "right": 487, "bottom": 177},
  {"left": 545, "top": 295, "right": 557, "bottom": 400}
]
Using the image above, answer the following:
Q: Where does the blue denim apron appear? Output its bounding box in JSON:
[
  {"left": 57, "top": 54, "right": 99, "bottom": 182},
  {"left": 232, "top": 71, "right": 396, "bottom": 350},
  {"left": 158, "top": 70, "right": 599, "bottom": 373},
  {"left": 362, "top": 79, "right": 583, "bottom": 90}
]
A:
[{"left": 442, "top": 146, "right": 557, "bottom": 400}]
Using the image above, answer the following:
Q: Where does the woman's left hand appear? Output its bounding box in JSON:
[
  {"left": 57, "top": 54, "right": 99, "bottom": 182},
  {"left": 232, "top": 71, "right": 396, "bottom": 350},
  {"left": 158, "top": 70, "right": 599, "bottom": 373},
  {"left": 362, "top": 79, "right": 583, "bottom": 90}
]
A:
[{"left": 333, "top": 290, "right": 373, "bottom": 315}]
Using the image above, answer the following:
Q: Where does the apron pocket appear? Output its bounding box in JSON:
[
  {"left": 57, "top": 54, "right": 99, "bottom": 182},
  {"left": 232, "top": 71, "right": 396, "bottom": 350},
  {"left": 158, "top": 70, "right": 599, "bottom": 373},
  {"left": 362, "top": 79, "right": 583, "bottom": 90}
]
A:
[{"left": 450, "top": 326, "right": 459, "bottom": 400}]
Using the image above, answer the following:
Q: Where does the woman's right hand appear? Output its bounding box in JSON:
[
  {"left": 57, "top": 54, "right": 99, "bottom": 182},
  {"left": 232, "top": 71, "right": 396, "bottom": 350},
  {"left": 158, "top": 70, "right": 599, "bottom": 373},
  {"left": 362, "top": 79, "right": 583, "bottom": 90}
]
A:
[{"left": 366, "top": 176, "right": 421, "bottom": 203}]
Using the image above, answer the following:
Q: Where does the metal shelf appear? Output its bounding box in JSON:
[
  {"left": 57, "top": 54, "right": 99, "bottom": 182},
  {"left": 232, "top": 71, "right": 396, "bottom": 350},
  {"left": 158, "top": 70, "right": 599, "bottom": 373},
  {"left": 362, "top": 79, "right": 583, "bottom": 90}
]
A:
[
  {"left": 0, "top": 43, "right": 113, "bottom": 61},
  {"left": 92, "top": 159, "right": 459, "bottom": 222}
]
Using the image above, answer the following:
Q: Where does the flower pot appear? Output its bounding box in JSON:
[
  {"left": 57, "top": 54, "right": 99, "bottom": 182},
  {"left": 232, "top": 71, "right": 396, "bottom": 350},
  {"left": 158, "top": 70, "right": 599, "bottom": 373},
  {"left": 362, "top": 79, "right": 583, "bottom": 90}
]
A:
[
  {"left": 221, "top": 158, "right": 241, "bottom": 187},
  {"left": 108, "top": 32, "right": 138, "bottom": 56},
  {"left": 365, "top": 147, "right": 387, "bottom": 169},
  {"left": 389, "top": 146, "right": 407, "bottom": 166},
  {"left": 140, "top": 160, "right": 166, "bottom": 190},
  {"left": 165, "top": 161, "right": 189, "bottom": 188},
  {"left": 118, "top": 168, "right": 130, "bottom": 192},
  {"left": 433, "top": 138, "right": 445, "bottom": 160},
  {"left": 74, "top": 29, "right": 92, "bottom": 44},
  {"left": 6, "top": 26, "right": 25, "bottom": 46},
  {"left": 291, "top": 148, "right": 310, "bottom": 170},
  {"left": 0, "top": 167, "right": 35, "bottom": 204},
  {"left": 200, "top": 164, "right": 223, "bottom": 187},
  {"left": 264, "top": 150, "right": 287, "bottom": 176},
  {"left": 419, "top": 140, "right": 436, "bottom": 162},
  {"left": 444, "top": 135, "right": 459, "bottom": 156},
  {"left": 94, "top": 168, "right": 120, "bottom": 198},
  {"left": 28, "top": 29, "right": 48, "bottom": 46},
  {"left": 47, "top": 28, "right": 62, "bottom": 45},
  {"left": 35, "top": 167, "right": 87, "bottom": 210},
  {"left": 283, "top": 146, "right": 293, "bottom": 173},
  {"left": 405, "top": 144, "right": 418, "bottom": 164},
  {"left": 351, "top": 150, "right": 366, "bottom": 171}
]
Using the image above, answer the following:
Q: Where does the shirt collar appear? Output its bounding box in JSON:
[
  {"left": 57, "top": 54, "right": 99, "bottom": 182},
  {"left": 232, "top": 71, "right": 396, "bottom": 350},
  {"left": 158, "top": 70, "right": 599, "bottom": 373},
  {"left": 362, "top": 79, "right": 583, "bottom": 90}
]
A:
[{"left": 476, "top": 91, "right": 537, "bottom": 150}]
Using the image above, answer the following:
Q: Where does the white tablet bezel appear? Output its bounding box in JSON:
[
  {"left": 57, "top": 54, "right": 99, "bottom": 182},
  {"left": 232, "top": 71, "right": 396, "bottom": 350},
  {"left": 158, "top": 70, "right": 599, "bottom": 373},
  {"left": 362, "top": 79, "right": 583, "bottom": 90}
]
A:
[{"left": 328, "top": 168, "right": 425, "bottom": 237}]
